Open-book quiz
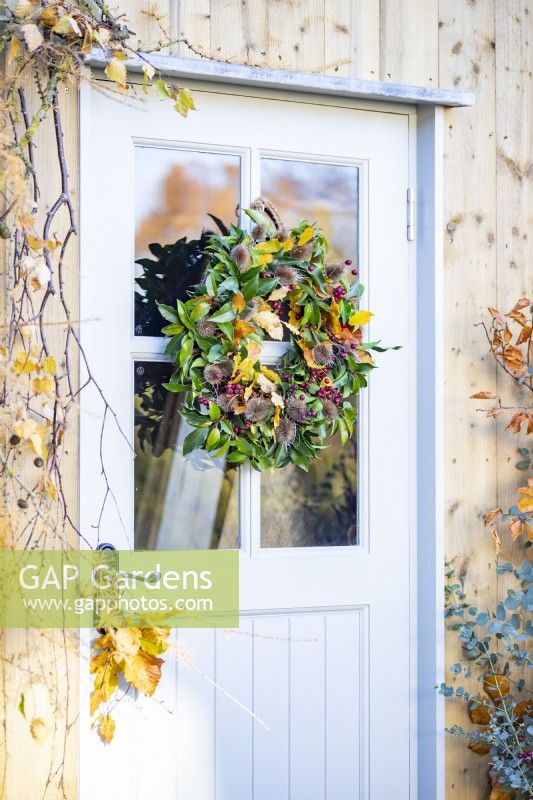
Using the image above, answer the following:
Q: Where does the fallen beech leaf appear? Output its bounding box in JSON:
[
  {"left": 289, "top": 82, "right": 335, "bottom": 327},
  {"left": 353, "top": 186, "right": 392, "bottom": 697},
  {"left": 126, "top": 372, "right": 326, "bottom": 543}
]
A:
[
  {"left": 470, "top": 391, "right": 497, "bottom": 400},
  {"left": 510, "top": 517, "right": 524, "bottom": 541},
  {"left": 490, "top": 527, "right": 501, "bottom": 556},
  {"left": 488, "top": 307, "right": 505, "bottom": 326}
]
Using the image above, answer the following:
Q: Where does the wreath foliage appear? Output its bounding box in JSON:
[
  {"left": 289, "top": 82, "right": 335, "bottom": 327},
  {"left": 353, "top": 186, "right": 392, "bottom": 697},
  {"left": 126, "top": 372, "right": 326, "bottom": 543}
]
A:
[{"left": 159, "top": 203, "right": 388, "bottom": 471}]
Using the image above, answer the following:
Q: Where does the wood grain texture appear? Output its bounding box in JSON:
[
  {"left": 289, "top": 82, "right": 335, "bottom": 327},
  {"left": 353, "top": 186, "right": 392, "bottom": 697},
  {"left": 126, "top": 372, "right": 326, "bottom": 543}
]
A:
[
  {"left": 0, "top": 86, "right": 80, "bottom": 800},
  {"left": 379, "top": 0, "right": 439, "bottom": 85},
  {"left": 325, "top": 0, "right": 380, "bottom": 78},
  {"left": 438, "top": 2, "right": 499, "bottom": 798},
  {"left": 4, "top": 1, "right": 530, "bottom": 797}
]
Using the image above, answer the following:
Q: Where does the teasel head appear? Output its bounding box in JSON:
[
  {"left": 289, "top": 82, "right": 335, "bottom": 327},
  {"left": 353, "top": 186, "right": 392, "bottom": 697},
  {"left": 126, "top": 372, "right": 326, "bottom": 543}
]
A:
[
  {"left": 242, "top": 298, "right": 260, "bottom": 320},
  {"left": 218, "top": 357, "right": 234, "bottom": 378},
  {"left": 321, "top": 398, "right": 338, "bottom": 422},
  {"left": 203, "top": 364, "right": 224, "bottom": 385},
  {"left": 324, "top": 261, "right": 345, "bottom": 281},
  {"left": 196, "top": 318, "right": 217, "bottom": 338},
  {"left": 245, "top": 396, "right": 271, "bottom": 423},
  {"left": 277, "top": 227, "right": 289, "bottom": 243},
  {"left": 291, "top": 242, "right": 313, "bottom": 261},
  {"left": 312, "top": 341, "right": 335, "bottom": 366},
  {"left": 274, "top": 264, "right": 299, "bottom": 287},
  {"left": 230, "top": 243, "right": 251, "bottom": 271},
  {"left": 286, "top": 397, "right": 307, "bottom": 423},
  {"left": 276, "top": 417, "right": 297, "bottom": 447},
  {"left": 251, "top": 223, "right": 268, "bottom": 242},
  {"left": 218, "top": 392, "right": 236, "bottom": 413}
]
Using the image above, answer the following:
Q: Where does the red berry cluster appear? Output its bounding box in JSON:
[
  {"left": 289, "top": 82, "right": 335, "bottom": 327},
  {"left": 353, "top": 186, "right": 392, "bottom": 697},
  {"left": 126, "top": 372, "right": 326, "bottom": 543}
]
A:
[
  {"left": 332, "top": 285, "right": 346, "bottom": 301},
  {"left": 225, "top": 383, "right": 240, "bottom": 395},
  {"left": 198, "top": 396, "right": 209, "bottom": 407},
  {"left": 271, "top": 300, "right": 282, "bottom": 312},
  {"left": 316, "top": 385, "right": 343, "bottom": 406}
]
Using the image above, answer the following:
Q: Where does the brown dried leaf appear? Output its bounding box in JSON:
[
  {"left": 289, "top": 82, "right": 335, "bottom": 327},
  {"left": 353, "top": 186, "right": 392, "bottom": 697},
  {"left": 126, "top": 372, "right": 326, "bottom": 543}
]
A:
[
  {"left": 510, "top": 517, "right": 524, "bottom": 541},
  {"left": 510, "top": 297, "right": 531, "bottom": 313},
  {"left": 506, "top": 412, "right": 527, "bottom": 434},
  {"left": 484, "top": 508, "right": 502, "bottom": 526},
  {"left": 468, "top": 739, "right": 490, "bottom": 756},
  {"left": 468, "top": 695, "right": 491, "bottom": 725},
  {"left": 516, "top": 325, "right": 532, "bottom": 345},
  {"left": 488, "top": 307, "right": 505, "bottom": 326},
  {"left": 491, "top": 527, "right": 501, "bottom": 556},
  {"left": 483, "top": 673, "right": 510, "bottom": 700},
  {"left": 506, "top": 309, "right": 527, "bottom": 326},
  {"left": 471, "top": 391, "right": 497, "bottom": 400},
  {"left": 503, "top": 325, "right": 513, "bottom": 344}
]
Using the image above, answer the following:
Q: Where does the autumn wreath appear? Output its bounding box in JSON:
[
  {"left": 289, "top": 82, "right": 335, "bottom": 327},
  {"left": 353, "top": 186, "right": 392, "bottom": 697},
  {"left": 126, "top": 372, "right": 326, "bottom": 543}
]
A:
[{"left": 158, "top": 200, "right": 387, "bottom": 471}]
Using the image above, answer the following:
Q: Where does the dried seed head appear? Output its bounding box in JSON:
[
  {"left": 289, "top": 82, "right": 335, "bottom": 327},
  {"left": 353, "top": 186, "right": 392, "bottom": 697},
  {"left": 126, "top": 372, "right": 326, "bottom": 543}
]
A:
[
  {"left": 277, "top": 227, "right": 289, "bottom": 242},
  {"left": 312, "top": 342, "right": 335, "bottom": 366},
  {"left": 217, "top": 393, "right": 235, "bottom": 413},
  {"left": 203, "top": 364, "right": 224, "bottom": 385},
  {"left": 324, "top": 261, "right": 345, "bottom": 281},
  {"left": 242, "top": 298, "right": 260, "bottom": 320},
  {"left": 291, "top": 243, "right": 312, "bottom": 260},
  {"left": 245, "top": 396, "right": 271, "bottom": 423},
  {"left": 321, "top": 398, "right": 338, "bottom": 422},
  {"left": 230, "top": 243, "right": 251, "bottom": 271},
  {"left": 274, "top": 265, "right": 299, "bottom": 287},
  {"left": 196, "top": 318, "right": 217, "bottom": 337},
  {"left": 286, "top": 397, "right": 307, "bottom": 423},
  {"left": 219, "top": 357, "right": 234, "bottom": 378},
  {"left": 251, "top": 223, "right": 268, "bottom": 242},
  {"left": 276, "top": 418, "right": 297, "bottom": 446}
]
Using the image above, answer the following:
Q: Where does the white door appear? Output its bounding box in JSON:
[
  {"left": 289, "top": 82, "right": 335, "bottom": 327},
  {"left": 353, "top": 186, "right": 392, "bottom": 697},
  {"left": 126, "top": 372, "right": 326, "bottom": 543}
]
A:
[{"left": 80, "top": 78, "right": 415, "bottom": 800}]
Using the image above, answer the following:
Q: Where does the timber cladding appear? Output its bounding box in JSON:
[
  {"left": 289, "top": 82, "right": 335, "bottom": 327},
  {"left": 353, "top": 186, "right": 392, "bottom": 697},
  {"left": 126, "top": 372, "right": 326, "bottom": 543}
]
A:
[{"left": 3, "top": 1, "right": 531, "bottom": 798}]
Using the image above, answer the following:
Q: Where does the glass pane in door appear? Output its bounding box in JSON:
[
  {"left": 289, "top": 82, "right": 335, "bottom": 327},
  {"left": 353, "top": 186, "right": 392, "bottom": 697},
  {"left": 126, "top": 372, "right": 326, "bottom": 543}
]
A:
[
  {"left": 260, "top": 158, "right": 359, "bottom": 547},
  {"left": 134, "top": 360, "right": 239, "bottom": 550},
  {"left": 261, "top": 157, "right": 359, "bottom": 261},
  {"left": 134, "top": 147, "right": 240, "bottom": 336}
]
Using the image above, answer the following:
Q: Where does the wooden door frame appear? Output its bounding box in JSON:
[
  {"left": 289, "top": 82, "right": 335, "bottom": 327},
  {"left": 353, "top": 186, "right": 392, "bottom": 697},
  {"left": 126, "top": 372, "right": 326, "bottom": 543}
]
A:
[{"left": 81, "top": 54, "right": 473, "bottom": 799}]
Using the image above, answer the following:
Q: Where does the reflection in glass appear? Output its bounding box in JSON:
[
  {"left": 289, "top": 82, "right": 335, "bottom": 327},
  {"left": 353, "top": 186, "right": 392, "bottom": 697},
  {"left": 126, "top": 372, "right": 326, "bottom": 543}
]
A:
[
  {"left": 134, "top": 361, "right": 238, "bottom": 550},
  {"left": 260, "top": 435, "right": 357, "bottom": 547},
  {"left": 135, "top": 147, "right": 240, "bottom": 259},
  {"left": 134, "top": 147, "right": 240, "bottom": 336},
  {"left": 261, "top": 158, "right": 358, "bottom": 262}
]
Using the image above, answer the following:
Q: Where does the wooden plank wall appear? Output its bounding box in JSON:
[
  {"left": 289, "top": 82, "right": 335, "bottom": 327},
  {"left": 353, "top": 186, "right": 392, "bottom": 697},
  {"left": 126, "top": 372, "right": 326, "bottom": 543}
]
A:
[{"left": 2, "top": 1, "right": 529, "bottom": 798}]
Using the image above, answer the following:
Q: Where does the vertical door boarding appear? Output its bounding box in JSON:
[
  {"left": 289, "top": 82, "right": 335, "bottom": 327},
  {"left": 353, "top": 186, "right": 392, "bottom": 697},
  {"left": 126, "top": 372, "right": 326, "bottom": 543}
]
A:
[{"left": 80, "top": 77, "right": 419, "bottom": 800}]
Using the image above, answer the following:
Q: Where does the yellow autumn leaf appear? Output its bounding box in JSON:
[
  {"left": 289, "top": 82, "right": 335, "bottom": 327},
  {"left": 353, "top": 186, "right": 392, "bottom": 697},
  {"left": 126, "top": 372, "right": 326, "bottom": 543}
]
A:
[
  {"left": 42, "top": 355, "right": 57, "bottom": 374},
  {"left": 14, "top": 0, "right": 34, "bottom": 17},
  {"left": 12, "top": 350, "right": 37, "bottom": 374},
  {"left": 283, "top": 237, "right": 294, "bottom": 252},
  {"left": 32, "top": 375, "right": 54, "bottom": 395},
  {"left": 257, "top": 253, "right": 273, "bottom": 266},
  {"left": 517, "top": 484, "right": 533, "bottom": 513},
  {"left": 8, "top": 35, "right": 21, "bottom": 63},
  {"left": 302, "top": 346, "right": 321, "bottom": 369},
  {"left": 255, "top": 239, "right": 282, "bottom": 254},
  {"left": 27, "top": 234, "right": 43, "bottom": 250},
  {"left": 97, "top": 715, "right": 116, "bottom": 744},
  {"left": 245, "top": 341, "right": 262, "bottom": 361},
  {"left": 105, "top": 57, "right": 127, "bottom": 89},
  {"left": 232, "top": 292, "right": 246, "bottom": 312},
  {"left": 288, "top": 308, "right": 301, "bottom": 330},
  {"left": 252, "top": 310, "right": 283, "bottom": 341},
  {"left": 260, "top": 365, "right": 281, "bottom": 384},
  {"left": 348, "top": 310, "right": 374, "bottom": 327},
  {"left": 273, "top": 405, "right": 282, "bottom": 427},
  {"left": 270, "top": 391, "right": 285, "bottom": 408},
  {"left": 122, "top": 651, "right": 164, "bottom": 697},
  {"left": 233, "top": 319, "right": 255, "bottom": 344},
  {"left": 30, "top": 717, "right": 48, "bottom": 742},
  {"left": 244, "top": 384, "right": 254, "bottom": 401},
  {"left": 234, "top": 357, "right": 256, "bottom": 382},
  {"left": 298, "top": 226, "right": 315, "bottom": 246}
]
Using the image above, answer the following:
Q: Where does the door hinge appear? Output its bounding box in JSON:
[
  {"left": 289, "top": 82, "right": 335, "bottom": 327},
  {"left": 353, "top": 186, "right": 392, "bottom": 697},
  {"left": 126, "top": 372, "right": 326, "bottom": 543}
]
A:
[{"left": 406, "top": 187, "right": 415, "bottom": 241}]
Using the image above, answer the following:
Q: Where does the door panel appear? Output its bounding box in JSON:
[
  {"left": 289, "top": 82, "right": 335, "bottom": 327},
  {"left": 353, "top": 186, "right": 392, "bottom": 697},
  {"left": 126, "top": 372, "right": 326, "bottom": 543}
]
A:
[{"left": 80, "top": 80, "right": 414, "bottom": 800}]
